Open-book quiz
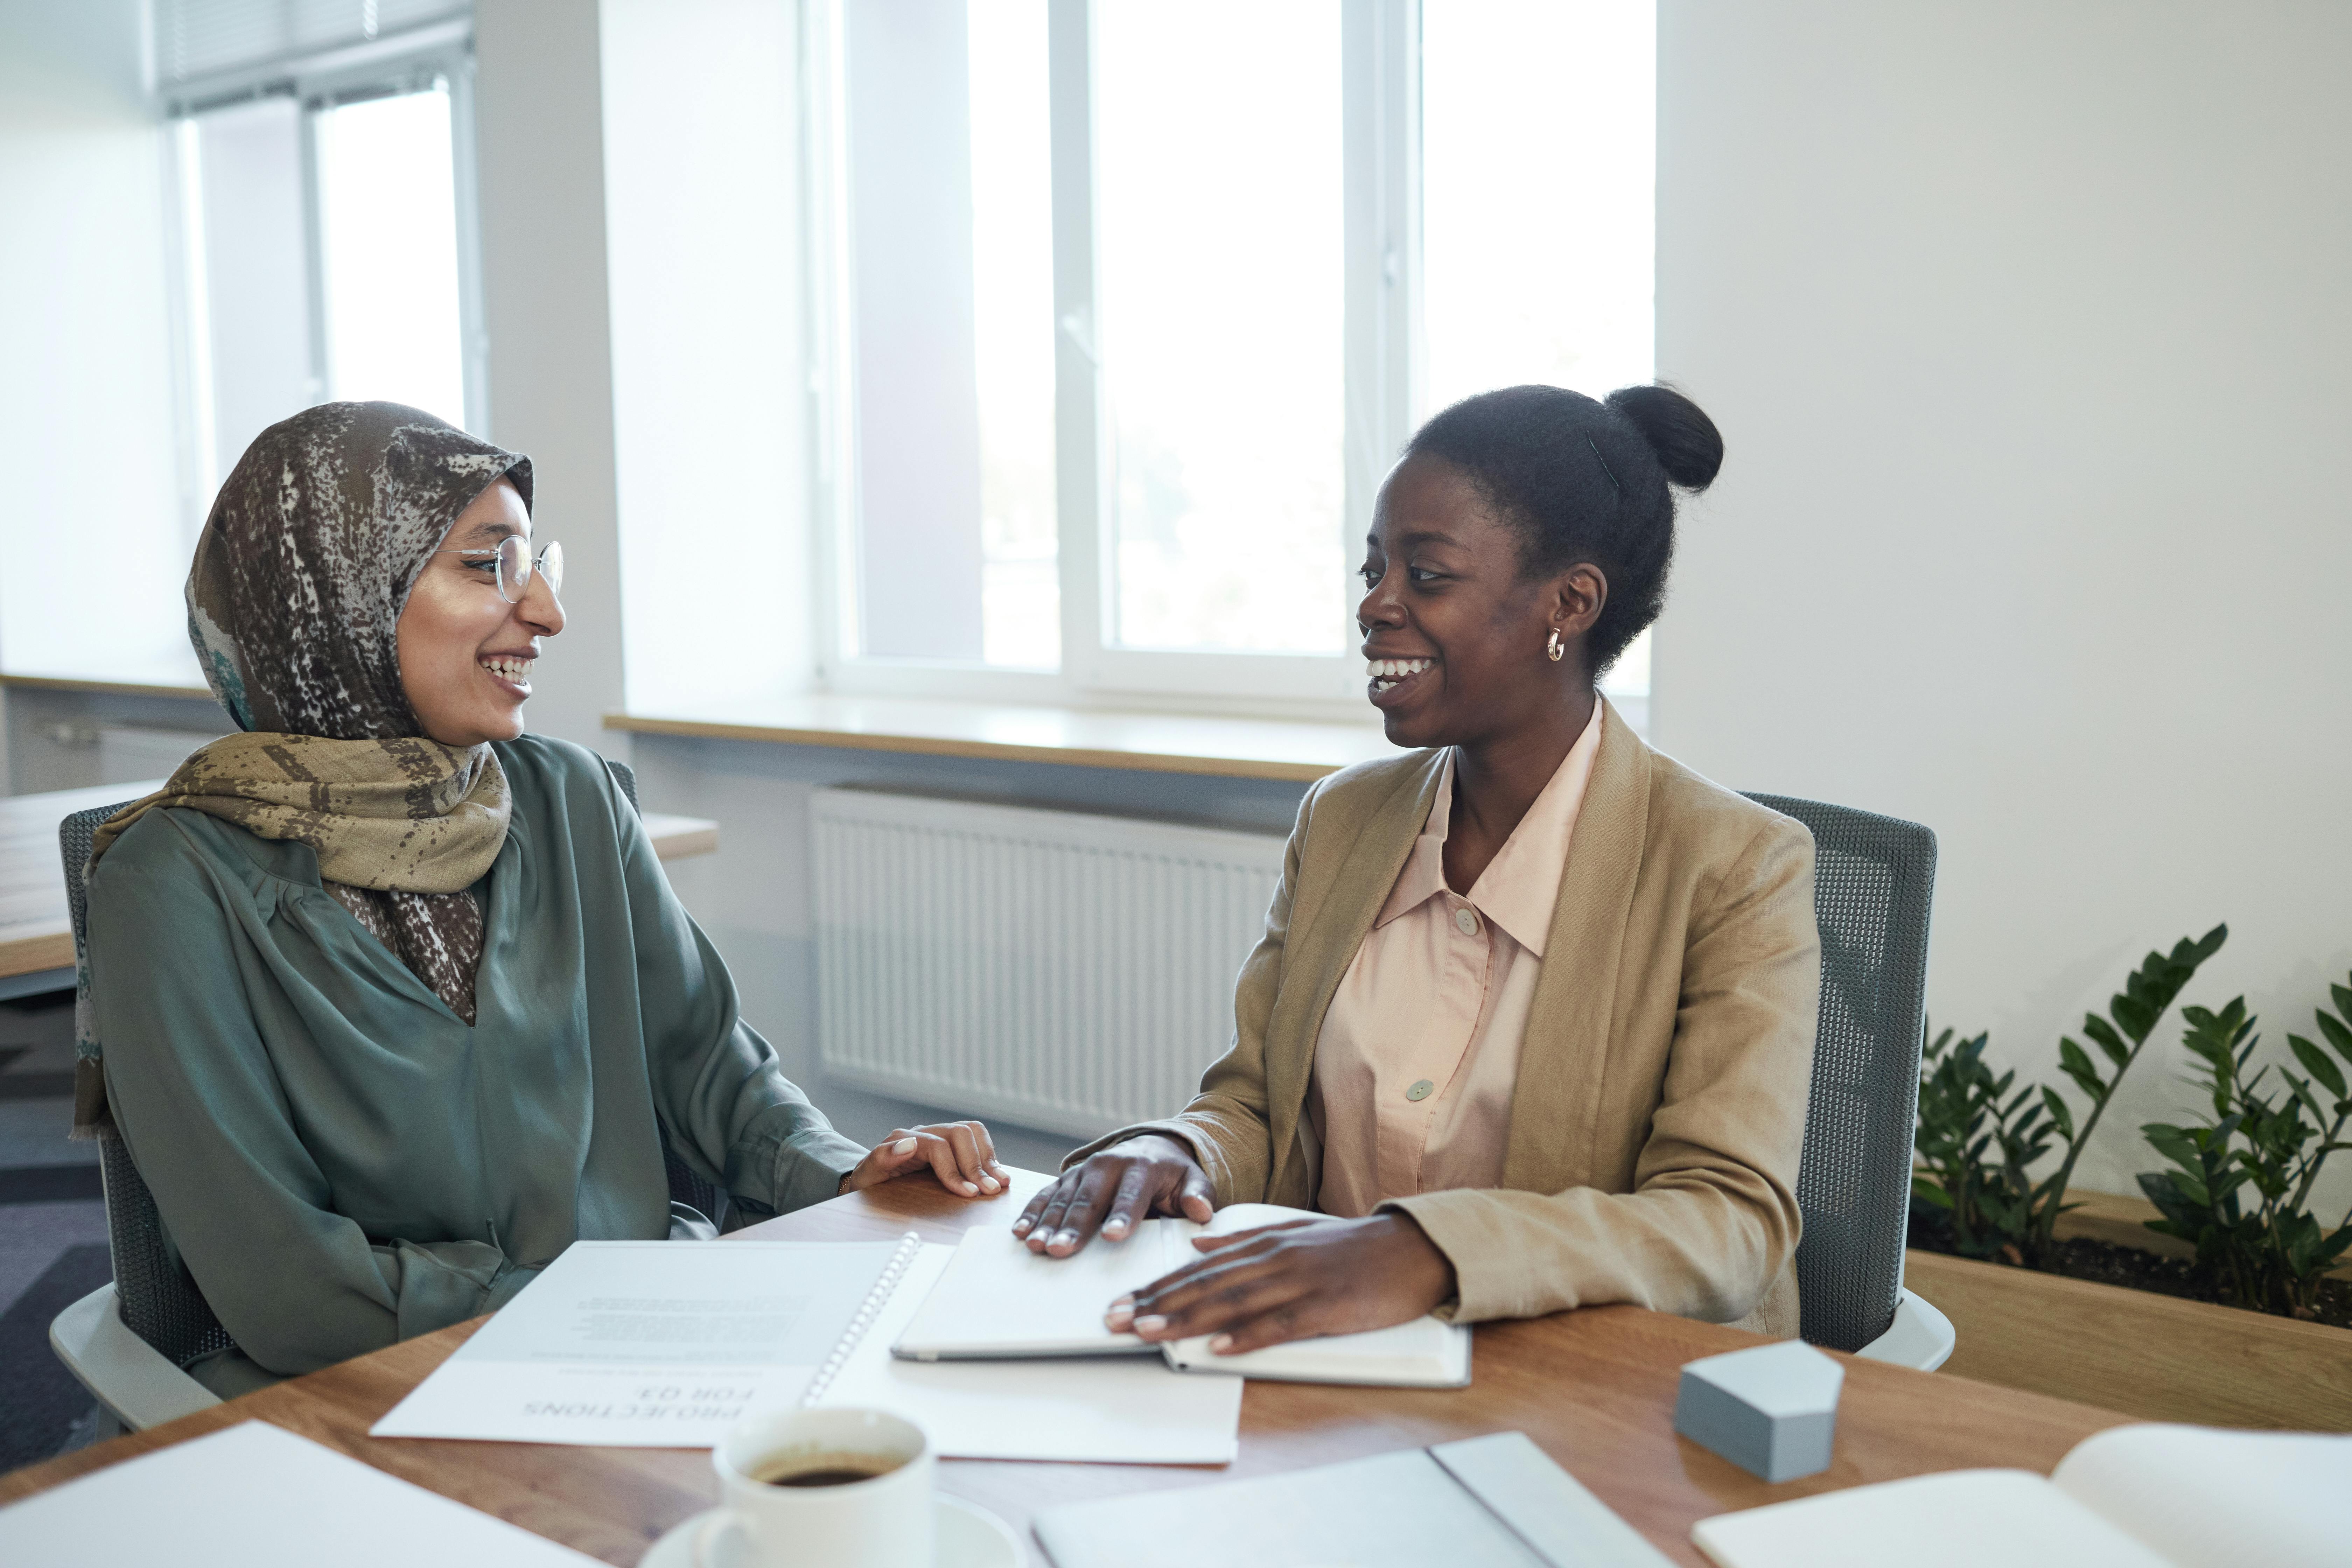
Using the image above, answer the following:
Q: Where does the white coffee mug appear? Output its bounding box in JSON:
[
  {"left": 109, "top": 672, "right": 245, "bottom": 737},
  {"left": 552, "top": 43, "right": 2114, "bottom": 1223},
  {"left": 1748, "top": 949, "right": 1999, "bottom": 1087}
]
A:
[{"left": 708, "top": 1406, "right": 935, "bottom": 1568}]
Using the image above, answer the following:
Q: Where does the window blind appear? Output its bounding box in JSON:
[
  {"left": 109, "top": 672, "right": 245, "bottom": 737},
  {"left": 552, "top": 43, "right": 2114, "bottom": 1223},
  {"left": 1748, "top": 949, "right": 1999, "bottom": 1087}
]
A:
[{"left": 155, "top": 0, "right": 470, "bottom": 89}]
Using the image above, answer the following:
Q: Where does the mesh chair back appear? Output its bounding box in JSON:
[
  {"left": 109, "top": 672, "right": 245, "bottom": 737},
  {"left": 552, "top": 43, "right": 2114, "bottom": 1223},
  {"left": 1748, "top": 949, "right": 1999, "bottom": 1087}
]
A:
[
  {"left": 1742, "top": 793, "right": 1936, "bottom": 1352},
  {"left": 59, "top": 757, "right": 719, "bottom": 1365},
  {"left": 60, "top": 800, "right": 238, "bottom": 1366}
]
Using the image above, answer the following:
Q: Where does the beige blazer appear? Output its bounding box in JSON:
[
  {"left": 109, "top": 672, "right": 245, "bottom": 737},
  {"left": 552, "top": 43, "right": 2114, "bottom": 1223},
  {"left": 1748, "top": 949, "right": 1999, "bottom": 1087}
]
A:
[{"left": 1073, "top": 699, "right": 1820, "bottom": 1337}]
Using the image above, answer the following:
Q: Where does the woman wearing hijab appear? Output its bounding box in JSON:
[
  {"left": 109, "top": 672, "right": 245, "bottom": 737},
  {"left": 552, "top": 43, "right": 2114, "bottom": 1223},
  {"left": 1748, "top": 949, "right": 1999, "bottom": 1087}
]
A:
[
  {"left": 1014, "top": 385, "right": 1821, "bottom": 1354},
  {"left": 83, "top": 402, "right": 1002, "bottom": 1396}
]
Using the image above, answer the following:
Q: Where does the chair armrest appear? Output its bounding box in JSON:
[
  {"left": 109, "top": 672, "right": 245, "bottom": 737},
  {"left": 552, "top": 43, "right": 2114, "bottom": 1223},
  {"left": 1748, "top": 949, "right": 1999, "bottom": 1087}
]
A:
[
  {"left": 1853, "top": 1288, "right": 1956, "bottom": 1373},
  {"left": 49, "top": 1283, "right": 223, "bottom": 1430}
]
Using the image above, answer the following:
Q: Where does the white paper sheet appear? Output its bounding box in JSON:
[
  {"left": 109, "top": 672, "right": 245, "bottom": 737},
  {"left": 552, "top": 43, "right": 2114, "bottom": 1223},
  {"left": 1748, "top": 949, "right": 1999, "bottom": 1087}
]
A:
[
  {"left": 0, "top": 1422, "right": 602, "bottom": 1566},
  {"left": 372, "top": 1238, "right": 904, "bottom": 1446},
  {"left": 816, "top": 1243, "right": 1243, "bottom": 1464}
]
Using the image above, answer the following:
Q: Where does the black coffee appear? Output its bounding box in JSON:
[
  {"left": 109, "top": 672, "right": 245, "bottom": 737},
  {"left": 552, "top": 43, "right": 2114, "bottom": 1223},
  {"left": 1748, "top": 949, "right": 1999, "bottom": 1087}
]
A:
[{"left": 751, "top": 1454, "right": 899, "bottom": 1489}]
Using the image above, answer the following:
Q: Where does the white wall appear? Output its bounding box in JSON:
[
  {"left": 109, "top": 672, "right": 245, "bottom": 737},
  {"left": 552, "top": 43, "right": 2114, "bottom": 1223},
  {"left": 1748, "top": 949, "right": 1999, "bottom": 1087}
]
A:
[
  {"left": 0, "top": 1, "right": 191, "bottom": 692},
  {"left": 598, "top": 0, "right": 816, "bottom": 716},
  {"left": 472, "top": 0, "right": 629, "bottom": 752},
  {"left": 1654, "top": 1, "right": 2352, "bottom": 1203}
]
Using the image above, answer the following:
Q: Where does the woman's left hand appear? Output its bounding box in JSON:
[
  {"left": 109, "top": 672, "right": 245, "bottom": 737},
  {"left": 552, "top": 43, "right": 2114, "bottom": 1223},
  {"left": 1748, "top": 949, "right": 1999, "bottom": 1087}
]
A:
[
  {"left": 838, "top": 1121, "right": 1009, "bottom": 1198},
  {"left": 1104, "top": 1213, "right": 1457, "bottom": 1354}
]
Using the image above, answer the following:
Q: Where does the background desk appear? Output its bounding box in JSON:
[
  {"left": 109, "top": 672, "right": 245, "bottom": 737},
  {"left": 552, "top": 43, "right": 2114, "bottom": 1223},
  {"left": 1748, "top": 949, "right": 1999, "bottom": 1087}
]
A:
[
  {"left": 0, "top": 1173, "right": 2131, "bottom": 1566},
  {"left": 0, "top": 781, "right": 718, "bottom": 999}
]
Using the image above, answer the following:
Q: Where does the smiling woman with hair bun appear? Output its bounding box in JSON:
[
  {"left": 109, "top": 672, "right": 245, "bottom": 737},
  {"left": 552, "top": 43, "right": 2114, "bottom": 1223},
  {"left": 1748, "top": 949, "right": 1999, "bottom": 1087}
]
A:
[{"left": 1018, "top": 383, "right": 1824, "bottom": 1356}]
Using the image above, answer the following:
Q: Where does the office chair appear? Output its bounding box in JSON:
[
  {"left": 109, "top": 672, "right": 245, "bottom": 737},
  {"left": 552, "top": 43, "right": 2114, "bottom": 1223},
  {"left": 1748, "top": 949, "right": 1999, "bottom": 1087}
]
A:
[
  {"left": 49, "top": 757, "right": 720, "bottom": 1430},
  {"left": 1743, "top": 792, "right": 1954, "bottom": 1370}
]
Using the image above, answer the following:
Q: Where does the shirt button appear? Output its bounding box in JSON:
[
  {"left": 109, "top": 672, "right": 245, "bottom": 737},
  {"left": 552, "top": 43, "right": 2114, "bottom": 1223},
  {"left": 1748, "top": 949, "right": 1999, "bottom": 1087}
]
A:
[
  {"left": 1453, "top": 907, "right": 1480, "bottom": 937},
  {"left": 1406, "top": 1079, "right": 1434, "bottom": 1102}
]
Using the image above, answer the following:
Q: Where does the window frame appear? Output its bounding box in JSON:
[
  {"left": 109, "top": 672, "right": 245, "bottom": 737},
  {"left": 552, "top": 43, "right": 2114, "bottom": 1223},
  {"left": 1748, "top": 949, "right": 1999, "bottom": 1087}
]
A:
[
  {"left": 162, "top": 21, "right": 487, "bottom": 537},
  {"left": 804, "top": 0, "right": 1655, "bottom": 724},
  {"left": 803, "top": 0, "right": 1423, "bottom": 719}
]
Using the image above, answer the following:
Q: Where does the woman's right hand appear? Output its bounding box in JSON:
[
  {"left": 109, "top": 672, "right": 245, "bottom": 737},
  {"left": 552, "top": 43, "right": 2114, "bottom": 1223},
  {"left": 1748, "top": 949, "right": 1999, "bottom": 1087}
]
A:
[{"left": 1012, "top": 1135, "right": 1214, "bottom": 1256}]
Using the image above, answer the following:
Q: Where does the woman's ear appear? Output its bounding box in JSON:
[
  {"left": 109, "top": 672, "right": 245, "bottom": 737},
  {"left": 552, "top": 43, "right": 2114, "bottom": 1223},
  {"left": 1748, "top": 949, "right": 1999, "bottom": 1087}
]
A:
[{"left": 1550, "top": 563, "right": 1609, "bottom": 640}]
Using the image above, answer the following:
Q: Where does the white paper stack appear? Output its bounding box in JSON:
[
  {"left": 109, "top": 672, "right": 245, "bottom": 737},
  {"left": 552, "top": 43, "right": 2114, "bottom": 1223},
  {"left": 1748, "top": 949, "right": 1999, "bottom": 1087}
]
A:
[{"left": 0, "top": 1422, "right": 602, "bottom": 1566}]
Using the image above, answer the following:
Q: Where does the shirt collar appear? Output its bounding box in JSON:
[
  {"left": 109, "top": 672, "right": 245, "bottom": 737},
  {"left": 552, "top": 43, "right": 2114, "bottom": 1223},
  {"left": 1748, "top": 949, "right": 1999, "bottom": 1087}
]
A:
[{"left": 1372, "top": 704, "right": 1606, "bottom": 957}]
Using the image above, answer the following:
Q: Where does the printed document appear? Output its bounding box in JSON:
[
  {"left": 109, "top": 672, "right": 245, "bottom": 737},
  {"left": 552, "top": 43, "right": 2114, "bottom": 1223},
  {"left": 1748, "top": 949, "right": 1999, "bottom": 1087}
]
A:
[{"left": 372, "top": 1239, "right": 903, "bottom": 1447}]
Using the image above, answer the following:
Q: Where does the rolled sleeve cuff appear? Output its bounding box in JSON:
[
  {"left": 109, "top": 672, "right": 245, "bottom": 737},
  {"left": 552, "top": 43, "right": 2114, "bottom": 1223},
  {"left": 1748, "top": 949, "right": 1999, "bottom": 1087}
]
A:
[
  {"left": 1378, "top": 1190, "right": 1524, "bottom": 1324},
  {"left": 771, "top": 1127, "right": 867, "bottom": 1212}
]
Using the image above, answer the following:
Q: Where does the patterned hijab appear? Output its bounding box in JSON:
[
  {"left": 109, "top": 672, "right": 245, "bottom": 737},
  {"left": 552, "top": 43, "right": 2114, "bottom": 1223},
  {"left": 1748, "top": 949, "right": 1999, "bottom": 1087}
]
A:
[{"left": 78, "top": 404, "right": 532, "bottom": 1133}]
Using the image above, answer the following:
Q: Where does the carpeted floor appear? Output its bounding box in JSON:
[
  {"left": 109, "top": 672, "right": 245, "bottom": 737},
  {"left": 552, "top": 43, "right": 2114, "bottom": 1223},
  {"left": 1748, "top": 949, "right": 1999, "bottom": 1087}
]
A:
[{"left": 0, "top": 992, "right": 107, "bottom": 1475}]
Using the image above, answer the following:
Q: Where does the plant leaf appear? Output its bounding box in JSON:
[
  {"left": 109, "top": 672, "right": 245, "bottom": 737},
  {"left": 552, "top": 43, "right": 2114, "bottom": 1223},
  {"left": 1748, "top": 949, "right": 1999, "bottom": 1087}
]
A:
[
  {"left": 2111, "top": 994, "right": 2155, "bottom": 1042},
  {"left": 2058, "top": 1038, "right": 2104, "bottom": 1094},
  {"left": 2082, "top": 1015, "right": 2132, "bottom": 1067},
  {"left": 2142, "top": 1122, "right": 2205, "bottom": 1172},
  {"left": 2317, "top": 1009, "right": 2352, "bottom": 1062},
  {"left": 2041, "top": 1086, "right": 2076, "bottom": 1143}
]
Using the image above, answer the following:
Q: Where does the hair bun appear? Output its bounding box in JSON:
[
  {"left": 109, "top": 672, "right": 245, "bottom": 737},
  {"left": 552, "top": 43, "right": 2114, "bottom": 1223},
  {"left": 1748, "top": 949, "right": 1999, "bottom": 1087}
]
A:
[{"left": 1604, "top": 384, "right": 1722, "bottom": 492}]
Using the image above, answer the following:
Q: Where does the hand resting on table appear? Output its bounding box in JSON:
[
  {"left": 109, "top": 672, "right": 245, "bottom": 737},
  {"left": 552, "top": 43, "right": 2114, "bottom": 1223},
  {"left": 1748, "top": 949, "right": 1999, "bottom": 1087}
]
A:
[
  {"left": 1017, "top": 1136, "right": 1458, "bottom": 1354},
  {"left": 838, "top": 1119, "right": 1010, "bottom": 1198}
]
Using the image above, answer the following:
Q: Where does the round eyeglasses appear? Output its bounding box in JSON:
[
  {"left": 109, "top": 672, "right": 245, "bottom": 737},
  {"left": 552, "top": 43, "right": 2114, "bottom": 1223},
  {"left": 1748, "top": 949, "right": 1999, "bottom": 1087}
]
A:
[{"left": 436, "top": 537, "right": 564, "bottom": 604}]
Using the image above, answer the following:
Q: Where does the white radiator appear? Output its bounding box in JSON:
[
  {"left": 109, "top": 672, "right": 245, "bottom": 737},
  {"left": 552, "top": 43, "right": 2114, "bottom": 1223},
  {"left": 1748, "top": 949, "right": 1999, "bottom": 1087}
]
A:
[{"left": 811, "top": 789, "right": 1287, "bottom": 1138}]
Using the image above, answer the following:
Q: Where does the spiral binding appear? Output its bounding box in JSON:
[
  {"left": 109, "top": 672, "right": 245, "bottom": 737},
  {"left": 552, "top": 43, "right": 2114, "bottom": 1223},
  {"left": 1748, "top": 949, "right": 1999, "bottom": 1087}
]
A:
[{"left": 801, "top": 1230, "right": 924, "bottom": 1408}]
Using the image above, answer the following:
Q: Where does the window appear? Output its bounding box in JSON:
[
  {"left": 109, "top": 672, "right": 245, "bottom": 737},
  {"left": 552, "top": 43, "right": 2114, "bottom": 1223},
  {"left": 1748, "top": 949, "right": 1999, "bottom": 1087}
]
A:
[
  {"left": 160, "top": 4, "right": 481, "bottom": 517},
  {"left": 1094, "top": 3, "right": 1346, "bottom": 659},
  {"left": 811, "top": 0, "right": 1656, "bottom": 714}
]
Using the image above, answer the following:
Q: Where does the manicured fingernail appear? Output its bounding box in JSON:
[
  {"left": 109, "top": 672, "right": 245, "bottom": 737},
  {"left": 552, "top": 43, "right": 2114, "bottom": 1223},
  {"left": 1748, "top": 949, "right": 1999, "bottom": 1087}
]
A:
[
  {"left": 1134, "top": 1315, "right": 1167, "bottom": 1334},
  {"left": 989, "top": 1161, "right": 1009, "bottom": 1175},
  {"left": 979, "top": 1176, "right": 1000, "bottom": 1192},
  {"left": 1209, "top": 1334, "right": 1234, "bottom": 1353},
  {"left": 1110, "top": 1293, "right": 1134, "bottom": 1309},
  {"left": 961, "top": 1181, "right": 979, "bottom": 1194},
  {"left": 1102, "top": 1216, "right": 1128, "bottom": 1236},
  {"left": 1105, "top": 1307, "right": 1134, "bottom": 1329},
  {"left": 1011, "top": 1217, "right": 1030, "bottom": 1233},
  {"left": 893, "top": 1137, "right": 919, "bottom": 1154},
  {"left": 1052, "top": 1230, "right": 1077, "bottom": 1249}
]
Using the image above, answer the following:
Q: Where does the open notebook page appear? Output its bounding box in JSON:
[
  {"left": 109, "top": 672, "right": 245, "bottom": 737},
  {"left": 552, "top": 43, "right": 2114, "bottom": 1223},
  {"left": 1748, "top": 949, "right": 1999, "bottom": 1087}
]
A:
[
  {"left": 894, "top": 1203, "right": 1467, "bottom": 1383},
  {"left": 2052, "top": 1423, "right": 2349, "bottom": 1567},
  {"left": 813, "top": 1242, "right": 1243, "bottom": 1464},
  {"left": 890, "top": 1217, "right": 1177, "bottom": 1358}
]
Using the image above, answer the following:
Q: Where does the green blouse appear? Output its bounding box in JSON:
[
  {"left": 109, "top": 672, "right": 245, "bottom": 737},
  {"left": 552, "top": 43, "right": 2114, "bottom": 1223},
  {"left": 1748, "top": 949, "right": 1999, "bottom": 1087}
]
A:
[{"left": 88, "top": 734, "right": 863, "bottom": 1395}]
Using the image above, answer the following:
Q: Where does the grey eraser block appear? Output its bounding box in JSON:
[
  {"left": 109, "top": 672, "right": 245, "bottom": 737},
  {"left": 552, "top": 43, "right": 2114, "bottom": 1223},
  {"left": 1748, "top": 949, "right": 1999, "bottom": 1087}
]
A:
[{"left": 1672, "top": 1339, "right": 1844, "bottom": 1483}]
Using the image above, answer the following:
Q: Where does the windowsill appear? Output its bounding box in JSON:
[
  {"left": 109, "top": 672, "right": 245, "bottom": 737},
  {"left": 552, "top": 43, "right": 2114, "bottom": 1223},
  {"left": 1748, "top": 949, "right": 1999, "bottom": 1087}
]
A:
[
  {"left": 0, "top": 668, "right": 215, "bottom": 702},
  {"left": 605, "top": 695, "right": 1402, "bottom": 783}
]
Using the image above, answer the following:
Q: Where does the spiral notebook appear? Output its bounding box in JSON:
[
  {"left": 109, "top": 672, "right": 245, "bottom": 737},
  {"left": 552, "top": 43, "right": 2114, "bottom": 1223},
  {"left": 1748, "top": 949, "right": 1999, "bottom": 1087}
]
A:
[{"left": 374, "top": 1235, "right": 1241, "bottom": 1463}]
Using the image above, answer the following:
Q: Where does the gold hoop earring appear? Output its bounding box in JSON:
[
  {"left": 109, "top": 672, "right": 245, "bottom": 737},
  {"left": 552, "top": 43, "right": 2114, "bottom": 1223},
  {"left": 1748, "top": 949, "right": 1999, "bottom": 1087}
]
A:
[{"left": 1545, "top": 629, "right": 1564, "bottom": 663}]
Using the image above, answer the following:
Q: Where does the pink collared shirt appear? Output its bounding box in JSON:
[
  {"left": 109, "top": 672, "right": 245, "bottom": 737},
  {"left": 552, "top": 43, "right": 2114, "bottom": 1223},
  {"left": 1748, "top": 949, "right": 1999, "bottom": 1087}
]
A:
[{"left": 1308, "top": 705, "right": 1605, "bottom": 1217}]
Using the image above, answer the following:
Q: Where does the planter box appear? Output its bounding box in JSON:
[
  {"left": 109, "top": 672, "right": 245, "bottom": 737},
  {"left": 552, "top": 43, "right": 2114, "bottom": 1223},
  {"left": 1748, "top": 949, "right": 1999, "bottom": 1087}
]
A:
[
  {"left": 1904, "top": 1248, "right": 2352, "bottom": 1432},
  {"left": 2053, "top": 1188, "right": 2352, "bottom": 1281}
]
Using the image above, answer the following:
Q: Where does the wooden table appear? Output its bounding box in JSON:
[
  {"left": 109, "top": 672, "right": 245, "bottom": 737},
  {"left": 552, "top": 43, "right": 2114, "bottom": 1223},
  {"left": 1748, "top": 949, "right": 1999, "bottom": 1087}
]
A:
[
  {"left": 0, "top": 1175, "right": 2131, "bottom": 1566},
  {"left": 0, "top": 783, "right": 719, "bottom": 994}
]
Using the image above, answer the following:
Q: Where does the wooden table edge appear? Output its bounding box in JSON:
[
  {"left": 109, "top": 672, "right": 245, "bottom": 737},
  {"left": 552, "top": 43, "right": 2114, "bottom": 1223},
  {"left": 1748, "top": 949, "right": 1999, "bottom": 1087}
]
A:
[{"left": 0, "top": 1178, "right": 2139, "bottom": 1567}]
